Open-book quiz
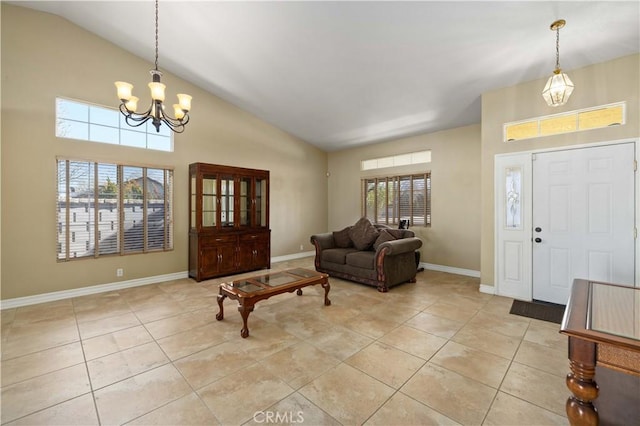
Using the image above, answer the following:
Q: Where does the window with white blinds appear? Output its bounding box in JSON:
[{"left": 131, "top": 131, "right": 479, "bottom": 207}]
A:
[
  {"left": 57, "top": 159, "right": 173, "bottom": 261},
  {"left": 362, "top": 173, "right": 431, "bottom": 227}
]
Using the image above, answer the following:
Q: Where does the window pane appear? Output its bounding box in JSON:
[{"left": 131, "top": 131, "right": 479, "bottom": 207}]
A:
[
  {"left": 90, "top": 105, "right": 119, "bottom": 127},
  {"left": 56, "top": 118, "right": 89, "bottom": 140},
  {"left": 57, "top": 161, "right": 68, "bottom": 260},
  {"left": 97, "top": 163, "right": 119, "bottom": 255},
  {"left": 122, "top": 166, "right": 145, "bottom": 253},
  {"left": 399, "top": 176, "right": 411, "bottom": 223},
  {"left": 165, "top": 170, "right": 174, "bottom": 249},
  {"left": 121, "top": 129, "right": 147, "bottom": 148},
  {"left": 364, "top": 179, "right": 376, "bottom": 222},
  {"left": 89, "top": 124, "right": 119, "bottom": 144},
  {"left": 412, "top": 176, "right": 426, "bottom": 226},
  {"left": 376, "top": 180, "right": 388, "bottom": 224},
  {"left": 56, "top": 98, "right": 88, "bottom": 121},
  {"left": 68, "top": 161, "right": 94, "bottom": 258},
  {"left": 146, "top": 168, "right": 166, "bottom": 251}
]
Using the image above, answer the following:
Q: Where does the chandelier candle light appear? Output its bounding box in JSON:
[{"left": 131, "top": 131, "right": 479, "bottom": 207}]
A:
[
  {"left": 115, "top": 0, "right": 192, "bottom": 133},
  {"left": 542, "top": 19, "right": 574, "bottom": 107}
]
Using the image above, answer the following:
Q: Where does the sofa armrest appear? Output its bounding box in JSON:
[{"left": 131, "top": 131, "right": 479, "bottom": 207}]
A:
[
  {"left": 376, "top": 237, "right": 422, "bottom": 256},
  {"left": 310, "top": 233, "right": 336, "bottom": 251}
]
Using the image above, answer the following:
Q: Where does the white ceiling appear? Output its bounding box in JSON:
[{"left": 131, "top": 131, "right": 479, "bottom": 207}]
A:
[{"left": 13, "top": 1, "right": 640, "bottom": 151}]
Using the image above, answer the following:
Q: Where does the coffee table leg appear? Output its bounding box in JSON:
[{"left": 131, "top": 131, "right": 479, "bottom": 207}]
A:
[
  {"left": 566, "top": 337, "right": 599, "bottom": 426},
  {"left": 322, "top": 280, "right": 331, "bottom": 306},
  {"left": 216, "top": 293, "right": 226, "bottom": 320},
  {"left": 238, "top": 303, "right": 254, "bottom": 338}
]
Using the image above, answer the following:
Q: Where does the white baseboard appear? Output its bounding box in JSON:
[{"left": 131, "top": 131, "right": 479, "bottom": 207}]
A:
[
  {"left": 421, "top": 262, "right": 480, "bottom": 278},
  {"left": 479, "top": 284, "right": 496, "bottom": 295},
  {"left": 271, "top": 251, "right": 315, "bottom": 263},
  {"left": 1, "top": 271, "right": 188, "bottom": 310}
]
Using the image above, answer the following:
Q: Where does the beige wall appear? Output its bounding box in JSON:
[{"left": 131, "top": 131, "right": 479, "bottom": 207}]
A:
[
  {"left": 480, "top": 54, "right": 640, "bottom": 287},
  {"left": 328, "top": 124, "right": 481, "bottom": 272},
  {"left": 0, "top": 4, "right": 328, "bottom": 300}
]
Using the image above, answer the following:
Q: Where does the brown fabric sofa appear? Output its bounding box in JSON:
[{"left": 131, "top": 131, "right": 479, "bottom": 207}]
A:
[{"left": 310, "top": 218, "right": 423, "bottom": 292}]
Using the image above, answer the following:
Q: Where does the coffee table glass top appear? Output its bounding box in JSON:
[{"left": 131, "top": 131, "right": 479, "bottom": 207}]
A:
[
  {"left": 226, "top": 269, "right": 325, "bottom": 294},
  {"left": 589, "top": 282, "right": 640, "bottom": 341},
  {"left": 255, "top": 273, "right": 298, "bottom": 287}
]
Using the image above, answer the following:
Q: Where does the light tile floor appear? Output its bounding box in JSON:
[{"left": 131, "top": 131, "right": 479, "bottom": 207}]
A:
[{"left": 1, "top": 257, "right": 570, "bottom": 425}]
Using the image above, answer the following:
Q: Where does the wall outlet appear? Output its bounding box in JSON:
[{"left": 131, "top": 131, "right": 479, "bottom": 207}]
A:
[
  {"left": 116, "top": 268, "right": 123, "bottom": 277},
  {"left": 300, "top": 244, "right": 304, "bottom": 251}
]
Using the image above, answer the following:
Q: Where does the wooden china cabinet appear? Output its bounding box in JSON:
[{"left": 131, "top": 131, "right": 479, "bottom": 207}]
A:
[{"left": 189, "top": 163, "right": 270, "bottom": 281}]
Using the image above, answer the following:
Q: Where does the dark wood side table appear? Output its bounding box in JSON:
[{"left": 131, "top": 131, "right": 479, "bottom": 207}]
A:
[{"left": 560, "top": 279, "right": 640, "bottom": 425}]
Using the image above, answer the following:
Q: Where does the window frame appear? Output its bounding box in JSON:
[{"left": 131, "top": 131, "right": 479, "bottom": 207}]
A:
[
  {"left": 56, "top": 158, "right": 174, "bottom": 261},
  {"left": 55, "top": 97, "right": 174, "bottom": 152},
  {"left": 361, "top": 172, "right": 431, "bottom": 227}
]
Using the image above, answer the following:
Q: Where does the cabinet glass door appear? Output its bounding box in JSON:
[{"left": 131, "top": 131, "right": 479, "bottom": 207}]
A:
[
  {"left": 190, "top": 176, "right": 196, "bottom": 229},
  {"left": 202, "top": 177, "right": 217, "bottom": 227},
  {"left": 221, "top": 176, "right": 234, "bottom": 227},
  {"left": 256, "top": 178, "right": 267, "bottom": 227},
  {"left": 239, "top": 177, "right": 251, "bottom": 226}
]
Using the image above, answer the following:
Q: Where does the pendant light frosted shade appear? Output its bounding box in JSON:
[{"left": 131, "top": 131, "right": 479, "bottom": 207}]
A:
[{"left": 542, "top": 70, "right": 574, "bottom": 107}]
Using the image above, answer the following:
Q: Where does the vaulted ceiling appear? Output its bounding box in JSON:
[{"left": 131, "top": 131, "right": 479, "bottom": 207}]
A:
[{"left": 14, "top": 1, "right": 640, "bottom": 151}]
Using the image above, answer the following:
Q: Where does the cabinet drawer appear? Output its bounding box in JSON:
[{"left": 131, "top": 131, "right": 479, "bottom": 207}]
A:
[
  {"left": 240, "top": 232, "right": 269, "bottom": 243},
  {"left": 201, "top": 234, "right": 238, "bottom": 245}
]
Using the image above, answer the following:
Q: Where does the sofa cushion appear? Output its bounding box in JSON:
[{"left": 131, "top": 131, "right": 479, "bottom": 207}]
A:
[
  {"left": 386, "top": 229, "right": 407, "bottom": 239},
  {"left": 373, "top": 229, "right": 397, "bottom": 250},
  {"left": 348, "top": 217, "right": 379, "bottom": 250},
  {"left": 333, "top": 227, "right": 353, "bottom": 248},
  {"left": 346, "top": 251, "right": 375, "bottom": 269},
  {"left": 322, "top": 248, "right": 358, "bottom": 265}
]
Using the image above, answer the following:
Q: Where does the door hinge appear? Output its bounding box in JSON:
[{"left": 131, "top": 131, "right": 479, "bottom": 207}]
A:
[
  {"left": 634, "top": 160, "right": 637, "bottom": 172},
  {"left": 635, "top": 228, "right": 638, "bottom": 239}
]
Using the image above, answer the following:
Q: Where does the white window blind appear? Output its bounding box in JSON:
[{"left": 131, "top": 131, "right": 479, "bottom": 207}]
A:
[
  {"left": 57, "top": 159, "right": 173, "bottom": 261},
  {"left": 362, "top": 173, "right": 431, "bottom": 227}
]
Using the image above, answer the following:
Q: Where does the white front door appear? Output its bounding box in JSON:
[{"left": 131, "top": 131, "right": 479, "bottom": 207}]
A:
[{"left": 532, "top": 143, "right": 636, "bottom": 305}]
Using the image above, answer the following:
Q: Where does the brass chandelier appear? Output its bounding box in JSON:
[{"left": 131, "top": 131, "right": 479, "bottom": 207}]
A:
[
  {"left": 115, "top": 0, "right": 192, "bottom": 133},
  {"left": 542, "top": 19, "right": 574, "bottom": 107}
]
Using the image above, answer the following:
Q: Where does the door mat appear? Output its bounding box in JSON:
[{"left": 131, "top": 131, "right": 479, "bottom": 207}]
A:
[{"left": 509, "top": 299, "right": 566, "bottom": 324}]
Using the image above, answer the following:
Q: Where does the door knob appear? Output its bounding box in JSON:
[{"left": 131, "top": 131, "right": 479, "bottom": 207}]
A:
[
  {"left": 534, "top": 237, "right": 542, "bottom": 243},
  {"left": 535, "top": 227, "right": 542, "bottom": 232}
]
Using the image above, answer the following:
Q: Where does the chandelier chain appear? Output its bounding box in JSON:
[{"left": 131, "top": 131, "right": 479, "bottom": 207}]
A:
[
  {"left": 114, "top": 0, "right": 191, "bottom": 133},
  {"left": 154, "top": 0, "right": 159, "bottom": 71},
  {"left": 555, "top": 26, "right": 560, "bottom": 70}
]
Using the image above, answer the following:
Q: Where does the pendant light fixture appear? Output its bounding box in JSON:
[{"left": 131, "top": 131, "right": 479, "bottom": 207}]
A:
[
  {"left": 115, "top": 0, "right": 192, "bottom": 133},
  {"left": 542, "top": 19, "right": 574, "bottom": 107}
]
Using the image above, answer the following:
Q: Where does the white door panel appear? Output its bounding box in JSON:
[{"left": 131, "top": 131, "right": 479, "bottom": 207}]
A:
[{"left": 532, "top": 143, "right": 635, "bottom": 305}]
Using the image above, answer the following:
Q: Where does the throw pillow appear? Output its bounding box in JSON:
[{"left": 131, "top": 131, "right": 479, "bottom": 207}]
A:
[
  {"left": 348, "top": 217, "right": 379, "bottom": 250},
  {"left": 373, "top": 229, "right": 397, "bottom": 250},
  {"left": 333, "top": 227, "right": 353, "bottom": 248}
]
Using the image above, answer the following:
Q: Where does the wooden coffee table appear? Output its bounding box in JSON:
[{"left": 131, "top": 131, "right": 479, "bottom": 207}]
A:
[{"left": 216, "top": 268, "right": 330, "bottom": 338}]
